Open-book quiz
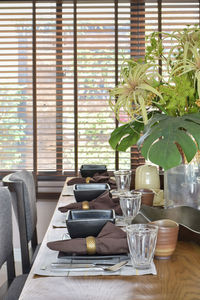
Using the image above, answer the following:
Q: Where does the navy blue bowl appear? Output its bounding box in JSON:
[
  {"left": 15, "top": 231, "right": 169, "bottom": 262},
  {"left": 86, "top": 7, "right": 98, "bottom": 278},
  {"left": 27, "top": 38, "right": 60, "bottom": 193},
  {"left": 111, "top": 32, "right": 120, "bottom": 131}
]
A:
[
  {"left": 66, "top": 209, "right": 115, "bottom": 238},
  {"left": 73, "top": 183, "right": 110, "bottom": 202}
]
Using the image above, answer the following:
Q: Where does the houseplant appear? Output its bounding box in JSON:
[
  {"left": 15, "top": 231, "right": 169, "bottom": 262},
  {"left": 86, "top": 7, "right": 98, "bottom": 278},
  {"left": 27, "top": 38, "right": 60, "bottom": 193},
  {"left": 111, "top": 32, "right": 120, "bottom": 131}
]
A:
[{"left": 109, "top": 26, "right": 200, "bottom": 171}]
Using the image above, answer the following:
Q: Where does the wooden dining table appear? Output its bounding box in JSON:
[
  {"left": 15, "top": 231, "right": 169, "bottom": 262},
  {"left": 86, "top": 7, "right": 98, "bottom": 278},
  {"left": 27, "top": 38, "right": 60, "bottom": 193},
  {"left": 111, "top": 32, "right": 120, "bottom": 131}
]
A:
[{"left": 19, "top": 179, "right": 200, "bottom": 300}]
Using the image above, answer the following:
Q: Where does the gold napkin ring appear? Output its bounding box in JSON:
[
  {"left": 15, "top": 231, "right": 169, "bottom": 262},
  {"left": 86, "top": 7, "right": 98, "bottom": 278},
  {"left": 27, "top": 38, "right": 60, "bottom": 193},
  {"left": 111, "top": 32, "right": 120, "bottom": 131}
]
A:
[
  {"left": 82, "top": 201, "right": 89, "bottom": 210},
  {"left": 85, "top": 177, "right": 91, "bottom": 184},
  {"left": 86, "top": 236, "right": 96, "bottom": 255}
]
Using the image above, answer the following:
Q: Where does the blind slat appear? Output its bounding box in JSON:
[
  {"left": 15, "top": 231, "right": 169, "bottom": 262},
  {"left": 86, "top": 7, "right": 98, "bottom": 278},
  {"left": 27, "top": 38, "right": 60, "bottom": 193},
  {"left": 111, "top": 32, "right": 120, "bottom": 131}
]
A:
[{"left": 0, "top": 0, "right": 198, "bottom": 177}]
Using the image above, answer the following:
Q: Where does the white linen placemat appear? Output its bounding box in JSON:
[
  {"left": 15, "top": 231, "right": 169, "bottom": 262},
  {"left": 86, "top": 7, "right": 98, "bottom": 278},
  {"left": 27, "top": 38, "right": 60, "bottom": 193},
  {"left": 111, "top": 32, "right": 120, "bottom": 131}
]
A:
[
  {"left": 62, "top": 185, "right": 74, "bottom": 196},
  {"left": 52, "top": 209, "right": 67, "bottom": 228},
  {"left": 34, "top": 259, "right": 157, "bottom": 277}
]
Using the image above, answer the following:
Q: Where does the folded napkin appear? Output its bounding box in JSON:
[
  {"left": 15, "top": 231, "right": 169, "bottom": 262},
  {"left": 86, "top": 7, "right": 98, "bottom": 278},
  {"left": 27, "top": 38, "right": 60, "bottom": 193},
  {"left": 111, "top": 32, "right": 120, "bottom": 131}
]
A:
[
  {"left": 67, "top": 172, "right": 116, "bottom": 189},
  {"left": 47, "top": 222, "right": 128, "bottom": 255},
  {"left": 58, "top": 191, "right": 122, "bottom": 215}
]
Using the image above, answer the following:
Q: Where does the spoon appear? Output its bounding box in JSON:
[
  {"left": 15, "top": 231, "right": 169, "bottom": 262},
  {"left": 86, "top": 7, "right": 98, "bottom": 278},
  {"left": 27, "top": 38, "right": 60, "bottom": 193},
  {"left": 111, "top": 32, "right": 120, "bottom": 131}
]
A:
[{"left": 51, "top": 260, "right": 128, "bottom": 272}]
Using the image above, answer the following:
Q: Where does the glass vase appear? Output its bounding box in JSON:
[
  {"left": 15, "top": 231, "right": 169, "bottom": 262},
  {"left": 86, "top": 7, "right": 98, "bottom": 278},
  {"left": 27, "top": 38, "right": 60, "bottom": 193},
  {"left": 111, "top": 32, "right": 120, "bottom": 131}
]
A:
[{"left": 164, "top": 158, "right": 200, "bottom": 210}]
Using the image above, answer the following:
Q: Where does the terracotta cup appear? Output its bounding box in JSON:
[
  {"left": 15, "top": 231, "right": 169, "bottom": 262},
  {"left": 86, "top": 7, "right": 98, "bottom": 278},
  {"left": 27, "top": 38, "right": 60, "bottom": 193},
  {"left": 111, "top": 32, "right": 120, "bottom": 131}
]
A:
[
  {"left": 135, "top": 189, "right": 154, "bottom": 206},
  {"left": 150, "top": 219, "right": 179, "bottom": 259}
]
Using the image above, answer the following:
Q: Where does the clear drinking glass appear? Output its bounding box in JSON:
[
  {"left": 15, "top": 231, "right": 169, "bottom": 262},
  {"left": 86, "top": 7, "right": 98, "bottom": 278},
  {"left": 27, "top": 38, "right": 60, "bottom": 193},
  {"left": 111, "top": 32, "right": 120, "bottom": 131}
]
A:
[
  {"left": 114, "top": 170, "right": 132, "bottom": 192},
  {"left": 126, "top": 224, "right": 158, "bottom": 270},
  {"left": 119, "top": 191, "right": 141, "bottom": 225}
]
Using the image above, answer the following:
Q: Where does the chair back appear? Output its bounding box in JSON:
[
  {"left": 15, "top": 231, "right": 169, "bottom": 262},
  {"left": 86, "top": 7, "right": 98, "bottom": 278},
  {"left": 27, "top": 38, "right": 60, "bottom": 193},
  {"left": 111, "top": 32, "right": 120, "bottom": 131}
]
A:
[
  {"left": 0, "top": 187, "right": 15, "bottom": 285},
  {"left": 3, "top": 170, "right": 38, "bottom": 273}
]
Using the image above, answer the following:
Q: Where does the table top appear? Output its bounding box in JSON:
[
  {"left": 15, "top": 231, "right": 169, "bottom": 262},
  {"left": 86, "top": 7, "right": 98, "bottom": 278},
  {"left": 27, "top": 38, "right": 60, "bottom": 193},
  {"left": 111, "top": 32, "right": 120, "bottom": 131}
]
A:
[{"left": 19, "top": 180, "right": 200, "bottom": 300}]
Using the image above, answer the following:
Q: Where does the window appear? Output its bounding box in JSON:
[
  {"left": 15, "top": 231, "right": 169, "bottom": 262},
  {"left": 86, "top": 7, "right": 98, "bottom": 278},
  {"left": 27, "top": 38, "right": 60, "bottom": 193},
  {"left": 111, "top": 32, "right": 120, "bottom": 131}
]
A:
[{"left": 0, "top": 0, "right": 199, "bottom": 181}]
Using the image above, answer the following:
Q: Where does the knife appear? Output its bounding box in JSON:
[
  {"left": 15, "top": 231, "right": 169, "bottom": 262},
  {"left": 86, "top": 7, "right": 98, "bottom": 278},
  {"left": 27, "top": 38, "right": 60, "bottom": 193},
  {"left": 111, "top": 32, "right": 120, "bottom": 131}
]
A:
[{"left": 51, "top": 263, "right": 100, "bottom": 270}]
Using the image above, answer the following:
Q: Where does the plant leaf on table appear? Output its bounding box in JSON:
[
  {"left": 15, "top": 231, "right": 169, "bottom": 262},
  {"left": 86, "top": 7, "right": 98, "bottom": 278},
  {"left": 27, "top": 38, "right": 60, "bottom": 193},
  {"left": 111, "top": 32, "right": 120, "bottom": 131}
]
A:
[
  {"left": 109, "top": 119, "right": 144, "bottom": 152},
  {"left": 138, "top": 114, "right": 200, "bottom": 170}
]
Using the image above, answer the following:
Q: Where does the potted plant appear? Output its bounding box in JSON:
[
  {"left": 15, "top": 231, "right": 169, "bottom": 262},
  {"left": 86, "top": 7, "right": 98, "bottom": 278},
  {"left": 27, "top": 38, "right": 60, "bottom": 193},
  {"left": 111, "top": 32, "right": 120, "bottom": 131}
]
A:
[{"left": 109, "top": 25, "right": 200, "bottom": 171}]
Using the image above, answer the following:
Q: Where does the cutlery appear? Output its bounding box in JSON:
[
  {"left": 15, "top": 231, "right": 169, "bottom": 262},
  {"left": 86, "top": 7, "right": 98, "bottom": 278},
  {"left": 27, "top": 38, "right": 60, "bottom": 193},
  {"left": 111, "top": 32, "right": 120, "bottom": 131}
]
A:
[{"left": 51, "top": 260, "right": 128, "bottom": 272}]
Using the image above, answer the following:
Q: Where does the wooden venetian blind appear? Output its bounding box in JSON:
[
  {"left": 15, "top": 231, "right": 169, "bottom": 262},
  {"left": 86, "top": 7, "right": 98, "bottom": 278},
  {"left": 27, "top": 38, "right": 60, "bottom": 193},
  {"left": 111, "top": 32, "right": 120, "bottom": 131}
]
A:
[
  {"left": 0, "top": 0, "right": 200, "bottom": 179},
  {"left": 0, "top": 2, "right": 34, "bottom": 172}
]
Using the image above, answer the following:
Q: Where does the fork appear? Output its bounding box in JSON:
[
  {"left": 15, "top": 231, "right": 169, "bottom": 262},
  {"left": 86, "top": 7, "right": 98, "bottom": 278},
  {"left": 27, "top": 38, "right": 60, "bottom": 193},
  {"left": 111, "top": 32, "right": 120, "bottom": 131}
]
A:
[{"left": 51, "top": 260, "right": 128, "bottom": 272}]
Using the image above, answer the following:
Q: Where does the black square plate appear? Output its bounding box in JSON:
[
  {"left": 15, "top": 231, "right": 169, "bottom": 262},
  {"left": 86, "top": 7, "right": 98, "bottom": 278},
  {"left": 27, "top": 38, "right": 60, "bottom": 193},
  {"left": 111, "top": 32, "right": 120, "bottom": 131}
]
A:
[
  {"left": 66, "top": 209, "right": 115, "bottom": 238},
  {"left": 80, "top": 165, "right": 107, "bottom": 178},
  {"left": 73, "top": 183, "right": 110, "bottom": 202}
]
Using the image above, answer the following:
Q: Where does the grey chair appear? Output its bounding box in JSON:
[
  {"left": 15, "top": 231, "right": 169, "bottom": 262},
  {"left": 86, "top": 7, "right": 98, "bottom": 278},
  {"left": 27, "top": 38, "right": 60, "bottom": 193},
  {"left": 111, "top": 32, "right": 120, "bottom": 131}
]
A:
[
  {"left": 2, "top": 170, "right": 39, "bottom": 274},
  {"left": 0, "top": 187, "right": 27, "bottom": 300}
]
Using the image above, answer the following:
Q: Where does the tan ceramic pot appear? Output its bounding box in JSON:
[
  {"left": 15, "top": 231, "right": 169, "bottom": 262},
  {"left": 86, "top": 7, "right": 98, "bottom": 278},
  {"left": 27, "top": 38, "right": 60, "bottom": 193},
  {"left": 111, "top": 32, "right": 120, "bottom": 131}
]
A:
[
  {"left": 135, "top": 188, "right": 154, "bottom": 206},
  {"left": 150, "top": 219, "right": 179, "bottom": 259},
  {"left": 135, "top": 165, "right": 160, "bottom": 190}
]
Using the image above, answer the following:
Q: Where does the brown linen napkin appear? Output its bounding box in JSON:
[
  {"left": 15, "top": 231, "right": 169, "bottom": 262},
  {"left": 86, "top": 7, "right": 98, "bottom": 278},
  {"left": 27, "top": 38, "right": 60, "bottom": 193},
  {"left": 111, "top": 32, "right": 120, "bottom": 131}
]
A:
[
  {"left": 47, "top": 222, "right": 128, "bottom": 255},
  {"left": 67, "top": 172, "right": 116, "bottom": 189},
  {"left": 58, "top": 191, "right": 122, "bottom": 215}
]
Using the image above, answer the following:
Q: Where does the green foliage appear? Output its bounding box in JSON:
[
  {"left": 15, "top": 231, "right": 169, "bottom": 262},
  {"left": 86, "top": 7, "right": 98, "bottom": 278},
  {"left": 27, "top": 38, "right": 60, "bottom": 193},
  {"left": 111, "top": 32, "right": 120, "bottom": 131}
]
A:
[
  {"left": 0, "top": 92, "right": 27, "bottom": 169},
  {"left": 109, "top": 119, "right": 144, "bottom": 151},
  {"left": 157, "top": 75, "right": 197, "bottom": 116},
  {"left": 145, "top": 32, "right": 164, "bottom": 63},
  {"left": 138, "top": 113, "right": 200, "bottom": 170},
  {"left": 109, "top": 26, "right": 200, "bottom": 170}
]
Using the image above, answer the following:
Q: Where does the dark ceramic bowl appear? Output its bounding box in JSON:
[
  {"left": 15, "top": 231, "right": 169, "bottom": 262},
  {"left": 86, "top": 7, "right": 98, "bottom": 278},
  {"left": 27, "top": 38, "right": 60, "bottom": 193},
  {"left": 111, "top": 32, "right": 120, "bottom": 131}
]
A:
[
  {"left": 73, "top": 183, "right": 110, "bottom": 202},
  {"left": 66, "top": 209, "right": 115, "bottom": 238},
  {"left": 80, "top": 164, "right": 107, "bottom": 178}
]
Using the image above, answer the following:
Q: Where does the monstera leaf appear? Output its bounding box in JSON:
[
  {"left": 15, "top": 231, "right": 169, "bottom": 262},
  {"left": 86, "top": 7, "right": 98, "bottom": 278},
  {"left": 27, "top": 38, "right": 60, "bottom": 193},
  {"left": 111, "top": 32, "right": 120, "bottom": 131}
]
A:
[
  {"left": 109, "top": 119, "right": 144, "bottom": 151},
  {"left": 138, "top": 113, "right": 200, "bottom": 170}
]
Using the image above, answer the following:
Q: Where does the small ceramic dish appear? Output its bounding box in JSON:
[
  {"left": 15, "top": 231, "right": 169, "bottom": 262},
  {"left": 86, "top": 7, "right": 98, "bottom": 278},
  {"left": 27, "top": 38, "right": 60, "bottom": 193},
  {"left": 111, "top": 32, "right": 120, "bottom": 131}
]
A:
[
  {"left": 73, "top": 183, "right": 110, "bottom": 202},
  {"left": 66, "top": 209, "right": 115, "bottom": 238},
  {"left": 80, "top": 165, "right": 107, "bottom": 178}
]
